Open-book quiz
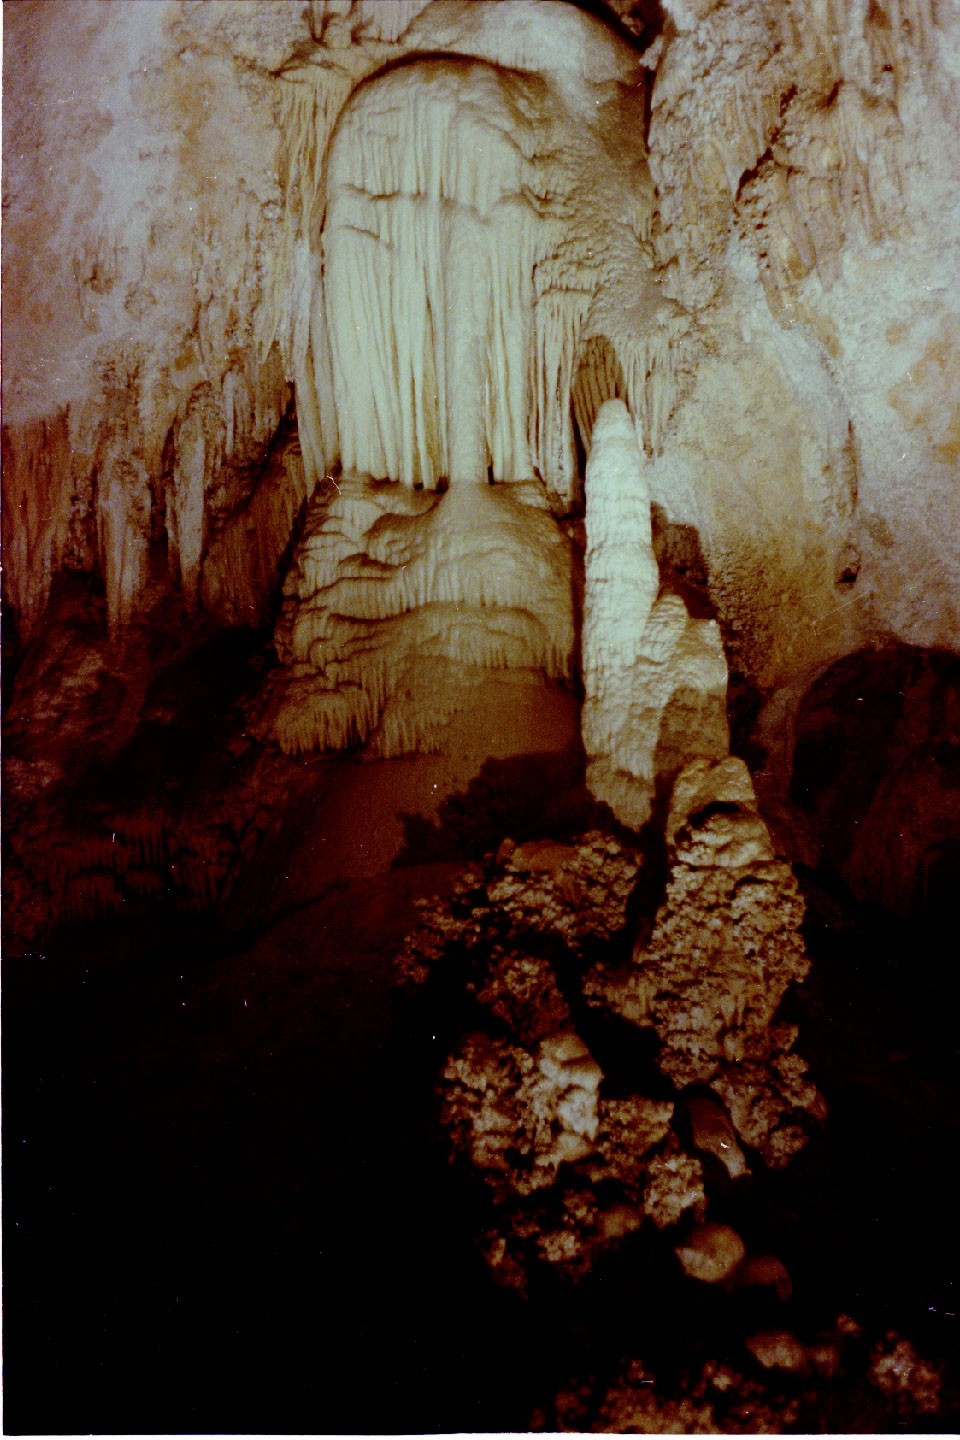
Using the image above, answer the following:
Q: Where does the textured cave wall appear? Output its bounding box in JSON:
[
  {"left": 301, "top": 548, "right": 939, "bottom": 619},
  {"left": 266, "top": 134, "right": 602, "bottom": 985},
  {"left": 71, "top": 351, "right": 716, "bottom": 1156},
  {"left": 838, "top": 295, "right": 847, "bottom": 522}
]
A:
[
  {"left": 1, "top": 0, "right": 312, "bottom": 637},
  {"left": 638, "top": 0, "right": 960, "bottom": 757},
  {"left": 4, "top": 0, "right": 957, "bottom": 635},
  {"left": 3, "top": 0, "right": 959, "bottom": 902}
]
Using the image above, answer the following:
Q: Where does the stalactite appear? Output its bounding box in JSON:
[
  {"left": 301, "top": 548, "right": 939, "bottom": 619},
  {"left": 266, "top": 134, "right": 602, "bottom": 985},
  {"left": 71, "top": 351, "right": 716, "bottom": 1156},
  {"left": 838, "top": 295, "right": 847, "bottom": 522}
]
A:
[
  {"left": 96, "top": 440, "right": 153, "bottom": 634},
  {"left": 281, "top": 0, "right": 678, "bottom": 508},
  {"left": 1, "top": 412, "right": 77, "bottom": 639},
  {"left": 201, "top": 432, "right": 310, "bottom": 628},
  {"left": 322, "top": 56, "right": 548, "bottom": 490},
  {"left": 267, "top": 42, "right": 401, "bottom": 487}
]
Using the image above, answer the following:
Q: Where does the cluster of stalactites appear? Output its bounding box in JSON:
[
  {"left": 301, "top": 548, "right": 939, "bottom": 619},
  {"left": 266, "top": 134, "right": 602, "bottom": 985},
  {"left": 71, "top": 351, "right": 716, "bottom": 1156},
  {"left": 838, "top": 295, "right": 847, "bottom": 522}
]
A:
[
  {"left": 649, "top": 0, "right": 945, "bottom": 311},
  {"left": 323, "top": 58, "right": 549, "bottom": 491},
  {"left": 282, "top": 0, "right": 680, "bottom": 509},
  {"left": 2, "top": 345, "right": 293, "bottom": 640}
]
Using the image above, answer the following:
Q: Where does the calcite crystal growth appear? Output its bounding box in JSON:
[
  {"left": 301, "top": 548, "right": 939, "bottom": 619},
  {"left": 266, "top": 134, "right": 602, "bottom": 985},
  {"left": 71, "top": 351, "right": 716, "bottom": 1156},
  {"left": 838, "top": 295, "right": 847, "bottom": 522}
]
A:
[
  {"left": 587, "top": 756, "right": 823, "bottom": 1164},
  {"left": 310, "top": 1, "right": 685, "bottom": 507},
  {"left": 440, "top": 1020, "right": 704, "bottom": 1287},
  {"left": 582, "top": 401, "right": 728, "bottom": 829},
  {"left": 403, "top": 831, "right": 710, "bottom": 1288},
  {"left": 487, "top": 836, "right": 643, "bottom": 953},
  {"left": 397, "top": 831, "right": 643, "bottom": 988},
  {"left": 442, "top": 1030, "right": 603, "bottom": 1196},
  {"left": 265, "top": 472, "right": 575, "bottom": 756}
]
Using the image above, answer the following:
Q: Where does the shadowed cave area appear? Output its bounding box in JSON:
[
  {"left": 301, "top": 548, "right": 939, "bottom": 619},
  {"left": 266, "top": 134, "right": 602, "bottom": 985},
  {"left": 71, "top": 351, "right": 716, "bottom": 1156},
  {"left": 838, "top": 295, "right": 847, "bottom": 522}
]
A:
[{"left": 3, "top": 0, "right": 960, "bottom": 1433}]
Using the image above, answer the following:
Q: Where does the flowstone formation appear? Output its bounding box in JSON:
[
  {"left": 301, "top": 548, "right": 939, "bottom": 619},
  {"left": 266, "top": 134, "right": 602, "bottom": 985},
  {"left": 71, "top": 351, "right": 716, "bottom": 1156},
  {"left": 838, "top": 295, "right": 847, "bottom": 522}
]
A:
[
  {"left": 263, "top": 474, "right": 576, "bottom": 758},
  {"left": 267, "top": 2, "right": 689, "bottom": 760}
]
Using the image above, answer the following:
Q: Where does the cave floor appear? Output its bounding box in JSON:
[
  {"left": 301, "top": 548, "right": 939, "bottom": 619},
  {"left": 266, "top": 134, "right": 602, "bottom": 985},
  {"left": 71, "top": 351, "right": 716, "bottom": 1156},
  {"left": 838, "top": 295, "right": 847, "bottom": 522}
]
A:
[
  {"left": 2, "top": 864, "right": 548, "bottom": 1435},
  {"left": 3, "top": 864, "right": 960, "bottom": 1433}
]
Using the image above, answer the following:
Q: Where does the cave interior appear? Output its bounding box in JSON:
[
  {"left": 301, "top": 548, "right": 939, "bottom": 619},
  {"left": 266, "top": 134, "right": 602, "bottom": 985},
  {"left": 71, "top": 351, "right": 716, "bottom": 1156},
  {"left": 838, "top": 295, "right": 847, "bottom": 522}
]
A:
[{"left": 2, "top": 0, "right": 960, "bottom": 1432}]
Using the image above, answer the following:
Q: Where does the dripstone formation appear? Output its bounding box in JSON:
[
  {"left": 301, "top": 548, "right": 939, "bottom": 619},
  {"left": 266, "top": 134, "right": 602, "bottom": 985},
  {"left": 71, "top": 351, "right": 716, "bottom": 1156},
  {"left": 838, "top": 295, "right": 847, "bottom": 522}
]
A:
[{"left": 3, "top": 0, "right": 958, "bottom": 1432}]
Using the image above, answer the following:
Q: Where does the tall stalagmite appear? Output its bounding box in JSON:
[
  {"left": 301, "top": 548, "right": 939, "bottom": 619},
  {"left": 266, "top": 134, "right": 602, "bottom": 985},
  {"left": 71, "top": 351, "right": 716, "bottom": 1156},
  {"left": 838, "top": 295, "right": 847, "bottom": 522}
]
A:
[{"left": 582, "top": 400, "right": 728, "bottom": 828}]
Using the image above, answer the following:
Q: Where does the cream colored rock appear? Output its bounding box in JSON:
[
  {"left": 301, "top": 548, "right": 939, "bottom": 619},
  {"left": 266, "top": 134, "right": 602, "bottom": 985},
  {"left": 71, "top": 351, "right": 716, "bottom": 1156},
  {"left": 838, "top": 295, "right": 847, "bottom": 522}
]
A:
[
  {"left": 666, "top": 756, "right": 760, "bottom": 846},
  {"left": 595, "top": 1096, "right": 676, "bottom": 1196},
  {"left": 6, "top": 0, "right": 960, "bottom": 795},
  {"left": 3, "top": 0, "right": 681, "bottom": 638},
  {"left": 265, "top": 473, "right": 576, "bottom": 757},
  {"left": 622, "top": 770, "right": 810, "bottom": 1089},
  {"left": 586, "top": 748, "right": 824, "bottom": 1165},
  {"left": 582, "top": 402, "right": 729, "bottom": 829},
  {"left": 539, "top": 1031, "right": 603, "bottom": 1098},
  {"left": 2, "top": 1, "right": 300, "bottom": 635},
  {"left": 641, "top": 1143, "right": 706, "bottom": 1230},
  {"left": 674, "top": 812, "right": 775, "bottom": 870},
  {"left": 313, "top": 3, "right": 677, "bottom": 508},
  {"left": 675, "top": 1222, "right": 745, "bottom": 1283},
  {"left": 641, "top": 0, "right": 960, "bottom": 795},
  {"left": 441, "top": 1026, "right": 604, "bottom": 1195}
]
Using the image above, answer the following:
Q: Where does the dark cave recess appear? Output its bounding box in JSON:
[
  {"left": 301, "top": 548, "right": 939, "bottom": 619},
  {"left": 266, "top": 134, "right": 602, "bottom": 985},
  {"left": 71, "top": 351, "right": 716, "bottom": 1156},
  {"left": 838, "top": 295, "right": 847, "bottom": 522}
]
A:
[
  {"left": 3, "top": 819, "right": 959, "bottom": 1433},
  {"left": 791, "top": 642, "right": 960, "bottom": 919}
]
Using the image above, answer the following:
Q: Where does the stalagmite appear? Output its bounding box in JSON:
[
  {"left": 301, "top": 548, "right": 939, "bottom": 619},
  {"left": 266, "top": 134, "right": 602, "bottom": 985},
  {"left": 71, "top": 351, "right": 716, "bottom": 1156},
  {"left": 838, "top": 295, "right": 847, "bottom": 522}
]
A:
[
  {"left": 585, "top": 753, "right": 824, "bottom": 1166},
  {"left": 581, "top": 400, "right": 728, "bottom": 830}
]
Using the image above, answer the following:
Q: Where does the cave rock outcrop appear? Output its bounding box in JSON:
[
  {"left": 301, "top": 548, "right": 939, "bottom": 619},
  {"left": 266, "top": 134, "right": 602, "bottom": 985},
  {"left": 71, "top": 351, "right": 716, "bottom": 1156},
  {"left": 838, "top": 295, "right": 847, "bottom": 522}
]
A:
[
  {"left": 587, "top": 755, "right": 824, "bottom": 1166},
  {"left": 263, "top": 473, "right": 577, "bottom": 759},
  {"left": 582, "top": 400, "right": 728, "bottom": 828}
]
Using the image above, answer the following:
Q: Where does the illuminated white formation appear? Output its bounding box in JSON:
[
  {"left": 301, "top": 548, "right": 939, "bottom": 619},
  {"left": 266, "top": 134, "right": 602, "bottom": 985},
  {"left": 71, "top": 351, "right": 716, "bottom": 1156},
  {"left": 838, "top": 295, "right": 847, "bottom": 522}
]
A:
[
  {"left": 267, "top": 2, "right": 693, "bottom": 760},
  {"left": 323, "top": 58, "right": 546, "bottom": 489},
  {"left": 305, "top": 0, "right": 681, "bottom": 506},
  {"left": 269, "top": 474, "right": 576, "bottom": 756},
  {"left": 582, "top": 401, "right": 728, "bottom": 828}
]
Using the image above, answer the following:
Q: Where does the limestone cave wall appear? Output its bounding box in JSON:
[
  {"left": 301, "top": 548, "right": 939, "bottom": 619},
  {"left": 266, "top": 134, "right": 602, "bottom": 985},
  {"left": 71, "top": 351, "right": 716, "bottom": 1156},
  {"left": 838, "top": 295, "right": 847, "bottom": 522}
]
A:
[{"left": 4, "top": 0, "right": 958, "bottom": 819}]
